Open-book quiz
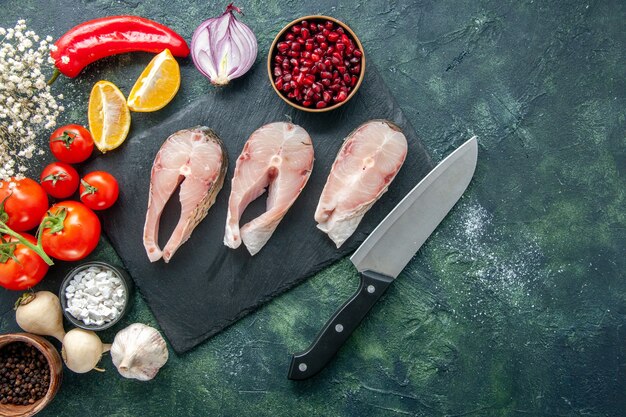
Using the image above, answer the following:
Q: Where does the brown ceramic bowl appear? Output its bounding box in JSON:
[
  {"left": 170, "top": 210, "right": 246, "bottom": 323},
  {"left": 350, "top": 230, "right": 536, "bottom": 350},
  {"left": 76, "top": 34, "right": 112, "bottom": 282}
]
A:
[
  {"left": 0, "top": 333, "right": 62, "bottom": 417},
  {"left": 268, "top": 15, "right": 366, "bottom": 112}
]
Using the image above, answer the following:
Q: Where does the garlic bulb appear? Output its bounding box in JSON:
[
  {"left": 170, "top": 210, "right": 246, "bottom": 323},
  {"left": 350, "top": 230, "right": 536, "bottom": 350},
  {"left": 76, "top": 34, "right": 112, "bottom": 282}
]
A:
[{"left": 110, "top": 323, "right": 168, "bottom": 381}]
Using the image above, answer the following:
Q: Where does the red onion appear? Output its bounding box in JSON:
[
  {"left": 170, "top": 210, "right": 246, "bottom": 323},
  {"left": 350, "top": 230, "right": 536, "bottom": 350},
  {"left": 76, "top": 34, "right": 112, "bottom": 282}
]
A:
[{"left": 191, "top": 3, "right": 258, "bottom": 86}]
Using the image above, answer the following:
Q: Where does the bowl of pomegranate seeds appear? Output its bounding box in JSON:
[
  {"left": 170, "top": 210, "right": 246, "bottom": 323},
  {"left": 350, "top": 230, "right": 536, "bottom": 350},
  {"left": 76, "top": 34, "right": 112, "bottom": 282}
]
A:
[{"left": 268, "top": 16, "right": 365, "bottom": 112}]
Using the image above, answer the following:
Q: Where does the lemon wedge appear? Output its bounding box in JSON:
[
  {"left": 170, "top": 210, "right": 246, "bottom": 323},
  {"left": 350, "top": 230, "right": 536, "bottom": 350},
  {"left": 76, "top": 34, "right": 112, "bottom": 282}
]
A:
[
  {"left": 88, "top": 80, "right": 131, "bottom": 153},
  {"left": 127, "top": 49, "right": 181, "bottom": 112}
]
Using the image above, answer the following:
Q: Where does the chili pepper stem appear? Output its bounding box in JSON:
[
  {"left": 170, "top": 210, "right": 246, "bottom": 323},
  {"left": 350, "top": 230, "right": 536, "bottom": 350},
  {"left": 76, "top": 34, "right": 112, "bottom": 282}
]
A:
[
  {"left": 47, "top": 68, "right": 61, "bottom": 86},
  {"left": 0, "top": 222, "right": 54, "bottom": 266}
]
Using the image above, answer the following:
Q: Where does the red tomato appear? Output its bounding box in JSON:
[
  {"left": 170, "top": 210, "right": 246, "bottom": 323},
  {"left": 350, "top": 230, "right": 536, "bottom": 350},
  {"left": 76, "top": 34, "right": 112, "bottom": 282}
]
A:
[
  {"left": 49, "top": 124, "right": 94, "bottom": 163},
  {"left": 0, "top": 233, "right": 49, "bottom": 290},
  {"left": 0, "top": 178, "right": 49, "bottom": 232},
  {"left": 40, "top": 201, "right": 101, "bottom": 261},
  {"left": 40, "top": 162, "right": 80, "bottom": 199},
  {"left": 80, "top": 171, "right": 119, "bottom": 210}
]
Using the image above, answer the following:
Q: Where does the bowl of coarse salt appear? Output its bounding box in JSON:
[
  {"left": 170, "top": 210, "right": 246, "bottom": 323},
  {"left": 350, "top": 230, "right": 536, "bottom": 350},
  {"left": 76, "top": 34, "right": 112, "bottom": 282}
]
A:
[{"left": 59, "top": 261, "right": 133, "bottom": 331}]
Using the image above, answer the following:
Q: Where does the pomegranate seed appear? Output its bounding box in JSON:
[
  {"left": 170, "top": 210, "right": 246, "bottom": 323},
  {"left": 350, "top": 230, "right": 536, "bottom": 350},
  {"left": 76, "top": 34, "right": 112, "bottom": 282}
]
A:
[
  {"left": 324, "top": 58, "right": 332, "bottom": 67},
  {"left": 335, "top": 91, "right": 348, "bottom": 102},
  {"left": 326, "top": 46, "right": 335, "bottom": 55},
  {"left": 320, "top": 71, "right": 332, "bottom": 80},
  {"left": 341, "top": 34, "right": 350, "bottom": 44},
  {"left": 323, "top": 91, "right": 332, "bottom": 102},
  {"left": 333, "top": 51, "right": 343, "bottom": 60},
  {"left": 313, "top": 47, "right": 324, "bottom": 56},
  {"left": 332, "top": 70, "right": 340, "bottom": 79},
  {"left": 322, "top": 28, "right": 330, "bottom": 37},
  {"left": 336, "top": 27, "right": 345, "bottom": 34},
  {"left": 298, "top": 37, "right": 306, "bottom": 44},
  {"left": 288, "top": 91, "right": 296, "bottom": 99},
  {"left": 320, "top": 42, "right": 329, "bottom": 50},
  {"left": 321, "top": 79, "right": 331, "bottom": 87},
  {"left": 311, "top": 53, "right": 321, "bottom": 62},
  {"left": 317, "top": 62, "right": 326, "bottom": 71},
  {"left": 351, "top": 75, "right": 358, "bottom": 86},
  {"left": 292, "top": 66, "right": 300, "bottom": 75},
  {"left": 281, "top": 60, "right": 290, "bottom": 70},
  {"left": 327, "top": 32, "right": 339, "bottom": 42},
  {"left": 353, "top": 49, "right": 362, "bottom": 58},
  {"left": 301, "top": 51, "right": 311, "bottom": 59},
  {"left": 283, "top": 83, "right": 291, "bottom": 92},
  {"left": 275, "top": 77, "right": 283, "bottom": 89},
  {"left": 303, "top": 74, "right": 315, "bottom": 86},
  {"left": 295, "top": 73, "right": 305, "bottom": 85},
  {"left": 325, "top": 21, "right": 334, "bottom": 30},
  {"left": 312, "top": 83, "right": 322, "bottom": 93},
  {"left": 301, "top": 28, "right": 310, "bottom": 40},
  {"left": 306, "top": 89, "right": 315, "bottom": 99},
  {"left": 343, "top": 73, "right": 351, "bottom": 84},
  {"left": 349, "top": 56, "right": 360, "bottom": 64},
  {"left": 337, "top": 66, "right": 347, "bottom": 74},
  {"left": 313, "top": 92, "right": 322, "bottom": 101},
  {"left": 291, "top": 42, "right": 301, "bottom": 51},
  {"left": 331, "top": 56, "right": 341, "bottom": 66},
  {"left": 286, "top": 33, "right": 295, "bottom": 41},
  {"left": 292, "top": 25, "right": 301, "bottom": 34},
  {"left": 300, "top": 66, "right": 310, "bottom": 74},
  {"left": 302, "top": 100, "right": 312, "bottom": 107},
  {"left": 346, "top": 44, "right": 355, "bottom": 55},
  {"left": 283, "top": 73, "right": 292, "bottom": 82},
  {"left": 277, "top": 42, "right": 289, "bottom": 53},
  {"left": 317, "top": 23, "right": 325, "bottom": 32},
  {"left": 274, "top": 66, "right": 282, "bottom": 77},
  {"left": 301, "top": 59, "right": 313, "bottom": 67},
  {"left": 316, "top": 101, "right": 327, "bottom": 109},
  {"left": 336, "top": 42, "right": 345, "bottom": 51},
  {"left": 315, "top": 34, "right": 325, "bottom": 44},
  {"left": 275, "top": 55, "right": 284, "bottom": 63},
  {"left": 301, "top": 20, "right": 308, "bottom": 28},
  {"left": 290, "top": 58, "right": 299, "bottom": 66},
  {"left": 310, "top": 65, "right": 319, "bottom": 75},
  {"left": 329, "top": 83, "right": 340, "bottom": 91},
  {"left": 350, "top": 64, "right": 361, "bottom": 74},
  {"left": 288, "top": 50, "right": 298, "bottom": 58},
  {"left": 305, "top": 40, "right": 314, "bottom": 51}
]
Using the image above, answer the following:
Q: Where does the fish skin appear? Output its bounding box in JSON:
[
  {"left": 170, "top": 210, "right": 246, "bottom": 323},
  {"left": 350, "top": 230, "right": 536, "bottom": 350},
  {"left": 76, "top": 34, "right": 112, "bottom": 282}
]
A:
[
  {"left": 315, "top": 120, "right": 408, "bottom": 248},
  {"left": 143, "top": 127, "right": 227, "bottom": 263},
  {"left": 224, "top": 122, "right": 314, "bottom": 256}
]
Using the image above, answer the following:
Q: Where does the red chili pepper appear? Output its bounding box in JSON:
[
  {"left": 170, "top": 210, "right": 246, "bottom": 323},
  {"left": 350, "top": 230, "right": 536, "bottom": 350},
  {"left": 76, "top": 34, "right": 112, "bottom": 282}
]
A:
[{"left": 49, "top": 16, "right": 190, "bottom": 82}]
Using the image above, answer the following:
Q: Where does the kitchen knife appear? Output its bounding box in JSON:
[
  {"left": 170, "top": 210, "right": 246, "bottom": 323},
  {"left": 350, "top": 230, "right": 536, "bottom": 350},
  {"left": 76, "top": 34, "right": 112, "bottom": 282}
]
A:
[{"left": 288, "top": 136, "right": 478, "bottom": 380}]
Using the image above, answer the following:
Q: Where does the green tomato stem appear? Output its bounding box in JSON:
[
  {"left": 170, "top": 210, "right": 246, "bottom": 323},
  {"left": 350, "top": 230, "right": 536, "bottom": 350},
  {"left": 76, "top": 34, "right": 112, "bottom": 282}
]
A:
[{"left": 0, "top": 221, "right": 54, "bottom": 266}]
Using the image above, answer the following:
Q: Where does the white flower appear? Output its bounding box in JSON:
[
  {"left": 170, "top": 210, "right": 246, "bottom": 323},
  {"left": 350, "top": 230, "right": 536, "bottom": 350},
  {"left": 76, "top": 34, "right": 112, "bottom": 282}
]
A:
[{"left": 0, "top": 20, "right": 63, "bottom": 181}]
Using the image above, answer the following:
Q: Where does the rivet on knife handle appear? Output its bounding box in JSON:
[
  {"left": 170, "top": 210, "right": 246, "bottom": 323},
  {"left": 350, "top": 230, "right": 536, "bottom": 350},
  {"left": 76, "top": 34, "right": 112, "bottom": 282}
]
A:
[{"left": 288, "top": 270, "right": 394, "bottom": 380}]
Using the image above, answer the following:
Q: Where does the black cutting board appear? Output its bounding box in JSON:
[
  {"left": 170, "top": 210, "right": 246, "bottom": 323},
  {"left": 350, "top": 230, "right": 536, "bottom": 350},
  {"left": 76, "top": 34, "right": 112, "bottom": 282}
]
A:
[{"left": 85, "top": 64, "right": 434, "bottom": 353}]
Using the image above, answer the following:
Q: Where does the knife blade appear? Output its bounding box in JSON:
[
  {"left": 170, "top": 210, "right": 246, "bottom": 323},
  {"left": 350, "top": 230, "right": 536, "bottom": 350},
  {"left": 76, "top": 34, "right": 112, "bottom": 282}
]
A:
[{"left": 288, "top": 136, "right": 478, "bottom": 380}]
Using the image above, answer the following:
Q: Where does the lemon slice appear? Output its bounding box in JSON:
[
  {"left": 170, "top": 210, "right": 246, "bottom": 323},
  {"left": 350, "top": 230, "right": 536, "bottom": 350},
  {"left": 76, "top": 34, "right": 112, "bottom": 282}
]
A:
[
  {"left": 127, "top": 49, "right": 181, "bottom": 112},
  {"left": 88, "top": 81, "right": 131, "bottom": 153}
]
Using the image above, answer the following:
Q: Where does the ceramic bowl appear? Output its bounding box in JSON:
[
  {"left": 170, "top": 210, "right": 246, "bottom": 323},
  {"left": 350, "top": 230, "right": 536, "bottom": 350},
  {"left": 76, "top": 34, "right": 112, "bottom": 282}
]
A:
[
  {"left": 59, "top": 261, "right": 133, "bottom": 331},
  {"left": 0, "top": 333, "right": 62, "bottom": 417},
  {"left": 268, "top": 15, "right": 366, "bottom": 112}
]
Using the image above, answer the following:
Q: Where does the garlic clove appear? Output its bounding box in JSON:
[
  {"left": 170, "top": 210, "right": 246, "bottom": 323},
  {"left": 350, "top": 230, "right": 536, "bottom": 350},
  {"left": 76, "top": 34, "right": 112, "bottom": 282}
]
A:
[{"left": 110, "top": 323, "right": 168, "bottom": 381}]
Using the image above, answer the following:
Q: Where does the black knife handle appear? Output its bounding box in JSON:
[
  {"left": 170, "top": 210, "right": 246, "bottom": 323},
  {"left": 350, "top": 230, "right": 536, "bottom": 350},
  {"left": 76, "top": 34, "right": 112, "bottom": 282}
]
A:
[{"left": 288, "top": 270, "right": 394, "bottom": 380}]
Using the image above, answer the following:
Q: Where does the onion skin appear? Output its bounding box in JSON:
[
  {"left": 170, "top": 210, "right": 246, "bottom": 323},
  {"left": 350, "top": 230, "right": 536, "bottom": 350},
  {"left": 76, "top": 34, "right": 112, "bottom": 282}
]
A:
[{"left": 191, "top": 3, "right": 258, "bottom": 86}]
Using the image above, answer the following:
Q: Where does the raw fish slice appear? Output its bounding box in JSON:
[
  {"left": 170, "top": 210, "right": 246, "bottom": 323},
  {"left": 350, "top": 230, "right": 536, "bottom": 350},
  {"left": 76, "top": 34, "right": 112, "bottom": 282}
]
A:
[
  {"left": 315, "top": 120, "right": 408, "bottom": 248},
  {"left": 225, "top": 122, "right": 314, "bottom": 255},
  {"left": 144, "top": 127, "right": 227, "bottom": 263}
]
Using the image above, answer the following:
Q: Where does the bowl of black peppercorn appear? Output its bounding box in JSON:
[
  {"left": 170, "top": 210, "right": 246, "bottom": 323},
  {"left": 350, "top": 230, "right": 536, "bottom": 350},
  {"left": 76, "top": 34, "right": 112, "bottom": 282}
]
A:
[{"left": 0, "top": 333, "right": 62, "bottom": 417}]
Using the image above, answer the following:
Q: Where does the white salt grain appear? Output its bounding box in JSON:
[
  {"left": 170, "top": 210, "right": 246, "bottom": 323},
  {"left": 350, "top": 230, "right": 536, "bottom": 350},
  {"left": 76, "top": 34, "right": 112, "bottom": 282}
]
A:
[{"left": 64, "top": 265, "right": 126, "bottom": 327}]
